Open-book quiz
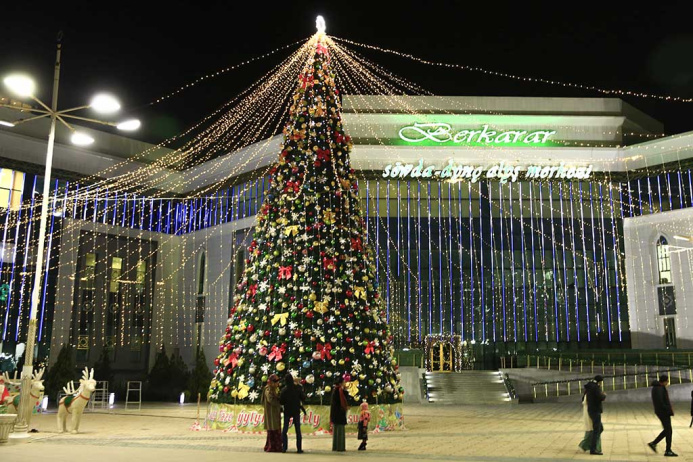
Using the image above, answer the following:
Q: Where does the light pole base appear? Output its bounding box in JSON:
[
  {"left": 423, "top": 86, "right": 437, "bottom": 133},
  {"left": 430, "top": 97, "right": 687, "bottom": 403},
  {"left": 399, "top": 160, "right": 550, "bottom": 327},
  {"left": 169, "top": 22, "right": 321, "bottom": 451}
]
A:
[{"left": 9, "top": 431, "right": 30, "bottom": 439}]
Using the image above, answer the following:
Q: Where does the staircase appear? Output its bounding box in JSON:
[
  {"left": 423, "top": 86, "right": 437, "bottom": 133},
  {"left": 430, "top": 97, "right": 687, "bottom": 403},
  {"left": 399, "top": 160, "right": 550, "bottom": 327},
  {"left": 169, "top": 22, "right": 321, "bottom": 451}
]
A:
[{"left": 425, "top": 370, "right": 512, "bottom": 405}]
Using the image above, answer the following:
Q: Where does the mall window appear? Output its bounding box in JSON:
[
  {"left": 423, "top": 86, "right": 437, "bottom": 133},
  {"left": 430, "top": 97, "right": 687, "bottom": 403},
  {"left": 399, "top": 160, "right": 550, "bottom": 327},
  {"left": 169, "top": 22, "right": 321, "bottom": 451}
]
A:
[
  {"left": 656, "top": 236, "right": 672, "bottom": 284},
  {"left": 0, "top": 169, "right": 24, "bottom": 211}
]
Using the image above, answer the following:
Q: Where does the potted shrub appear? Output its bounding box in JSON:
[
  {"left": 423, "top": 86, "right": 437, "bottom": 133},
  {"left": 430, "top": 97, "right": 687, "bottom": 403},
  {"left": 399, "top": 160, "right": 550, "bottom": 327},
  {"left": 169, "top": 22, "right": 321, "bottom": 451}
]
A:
[{"left": 0, "top": 403, "right": 17, "bottom": 444}]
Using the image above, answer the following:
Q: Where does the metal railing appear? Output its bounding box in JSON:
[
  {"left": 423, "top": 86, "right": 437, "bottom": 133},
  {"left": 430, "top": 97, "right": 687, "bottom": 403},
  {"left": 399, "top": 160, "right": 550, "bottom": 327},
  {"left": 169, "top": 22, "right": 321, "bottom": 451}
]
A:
[
  {"left": 531, "top": 367, "right": 692, "bottom": 399},
  {"left": 512, "top": 351, "right": 693, "bottom": 370}
]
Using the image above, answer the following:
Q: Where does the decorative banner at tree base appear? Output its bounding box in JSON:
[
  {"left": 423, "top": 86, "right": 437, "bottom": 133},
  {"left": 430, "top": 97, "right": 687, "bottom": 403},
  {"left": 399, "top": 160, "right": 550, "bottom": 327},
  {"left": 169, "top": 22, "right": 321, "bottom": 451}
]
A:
[{"left": 206, "top": 403, "right": 404, "bottom": 434}]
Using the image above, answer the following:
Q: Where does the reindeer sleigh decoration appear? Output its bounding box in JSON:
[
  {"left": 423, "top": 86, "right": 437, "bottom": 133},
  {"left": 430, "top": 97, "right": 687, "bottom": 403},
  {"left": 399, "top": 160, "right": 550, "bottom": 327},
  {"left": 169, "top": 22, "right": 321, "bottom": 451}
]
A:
[
  {"left": 1, "top": 368, "right": 45, "bottom": 414},
  {"left": 57, "top": 367, "right": 96, "bottom": 434}
]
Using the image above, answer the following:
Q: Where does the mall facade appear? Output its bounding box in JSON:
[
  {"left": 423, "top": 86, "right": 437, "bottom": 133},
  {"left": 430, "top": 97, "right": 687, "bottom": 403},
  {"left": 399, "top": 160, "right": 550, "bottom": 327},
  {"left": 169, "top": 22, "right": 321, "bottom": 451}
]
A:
[{"left": 0, "top": 96, "right": 692, "bottom": 376}]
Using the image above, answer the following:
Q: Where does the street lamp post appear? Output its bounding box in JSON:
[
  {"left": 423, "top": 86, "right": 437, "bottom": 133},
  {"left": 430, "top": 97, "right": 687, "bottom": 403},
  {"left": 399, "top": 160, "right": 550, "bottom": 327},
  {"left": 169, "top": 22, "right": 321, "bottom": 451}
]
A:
[{"left": 1, "top": 33, "right": 140, "bottom": 436}]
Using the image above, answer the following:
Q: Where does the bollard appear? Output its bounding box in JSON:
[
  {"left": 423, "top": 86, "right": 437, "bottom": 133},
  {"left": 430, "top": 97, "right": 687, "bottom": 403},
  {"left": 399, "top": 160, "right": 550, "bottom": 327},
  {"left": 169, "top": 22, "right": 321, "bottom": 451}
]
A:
[
  {"left": 556, "top": 383, "right": 559, "bottom": 397},
  {"left": 678, "top": 370, "right": 682, "bottom": 384},
  {"left": 645, "top": 365, "right": 649, "bottom": 387},
  {"left": 533, "top": 386, "right": 537, "bottom": 400},
  {"left": 545, "top": 384, "right": 548, "bottom": 397},
  {"left": 569, "top": 359, "right": 573, "bottom": 372}
]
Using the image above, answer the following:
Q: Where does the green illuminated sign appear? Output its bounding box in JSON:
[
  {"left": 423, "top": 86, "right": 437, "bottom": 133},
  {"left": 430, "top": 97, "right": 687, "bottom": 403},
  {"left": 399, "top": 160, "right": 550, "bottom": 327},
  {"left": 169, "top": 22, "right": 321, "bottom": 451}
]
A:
[
  {"left": 398, "top": 123, "right": 557, "bottom": 146},
  {"left": 0, "top": 283, "right": 9, "bottom": 302}
]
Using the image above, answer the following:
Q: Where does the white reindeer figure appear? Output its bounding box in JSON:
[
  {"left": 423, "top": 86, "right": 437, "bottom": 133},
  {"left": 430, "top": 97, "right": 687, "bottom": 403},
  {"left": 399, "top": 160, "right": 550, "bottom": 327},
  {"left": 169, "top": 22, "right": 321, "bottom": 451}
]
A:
[
  {"left": 57, "top": 368, "right": 96, "bottom": 434},
  {"left": 3, "top": 368, "right": 45, "bottom": 414}
]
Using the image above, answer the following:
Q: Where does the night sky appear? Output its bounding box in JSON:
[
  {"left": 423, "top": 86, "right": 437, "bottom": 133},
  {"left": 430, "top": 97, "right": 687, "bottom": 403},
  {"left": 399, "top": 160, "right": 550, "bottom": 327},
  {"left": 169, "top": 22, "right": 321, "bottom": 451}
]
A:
[{"left": 1, "top": 1, "right": 692, "bottom": 144}]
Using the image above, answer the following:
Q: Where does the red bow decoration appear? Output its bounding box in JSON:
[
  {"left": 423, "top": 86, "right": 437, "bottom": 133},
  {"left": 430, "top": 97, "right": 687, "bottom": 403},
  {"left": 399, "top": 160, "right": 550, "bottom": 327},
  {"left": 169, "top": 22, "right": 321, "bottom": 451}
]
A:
[
  {"left": 323, "top": 257, "right": 336, "bottom": 271},
  {"left": 284, "top": 181, "right": 300, "bottom": 193},
  {"left": 278, "top": 266, "right": 293, "bottom": 280},
  {"left": 268, "top": 344, "right": 285, "bottom": 362},
  {"left": 316, "top": 148, "right": 331, "bottom": 162},
  {"left": 300, "top": 74, "right": 314, "bottom": 89},
  {"left": 224, "top": 352, "right": 239, "bottom": 369},
  {"left": 351, "top": 238, "right": 362, "bottom": 251},
  {"left": 248, "top": 284, "right": 257, "bottom": 296},
  {"left": 316, "top": 343, "right": 332, "bottom": 360},
  {"left": 364, "top": 341, "right": 375, "bottom": 355},
  {"left": 316, "top": 42, "right": 329, "bottom": 56}
]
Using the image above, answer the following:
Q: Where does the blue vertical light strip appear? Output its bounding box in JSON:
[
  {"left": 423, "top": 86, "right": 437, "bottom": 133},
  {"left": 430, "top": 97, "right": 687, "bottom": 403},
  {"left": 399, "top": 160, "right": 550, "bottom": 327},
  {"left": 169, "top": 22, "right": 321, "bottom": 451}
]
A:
[
  {"left": 457, "top": 181, "right": 464, "bottom": 340},
  {"left": 406, "top": 182, "right": 411, "bottom": 342},
  {"left": 164, "top": 201, "right": 172, "bottom": 234},
  {"left": 70, "top": 184, "right": 79, "bottom": 220},
  {"left": 0, "top": 176, "right": 16, "bottom": 340},
  {"left": 517, "top": 182, "right": 528, "bottom": 342},
  {"left": 111, "top": 192, "right": 118, "bottom": 225},
  {"left": 665, "top": 173, "right": 673, "bottom": 210},
  {"left": 417, "top": 182, "right": 422, "bottom": 340},
  {"left": 498, "top": 183, "right": 507, "bottom": 341},
  {"left": 437, "top": 182, "right": 443, "bottom": 334},
  {"left": 157, "top": 200, "right": 163, "bottom": 233},
  {"left": 140, "top": 197, "right": 146, "bottom": 230},
  {"left": 92, "top": 187, "right": 99, "bottom": 222},
  {"left": 508, "top": 183, "right": 517, "bottom": 342},
  {"left": 537, "top": 184, "right": 549, "bottom": 341},
  {"left": 365, "top": 181, "right": 369, "bottom": 241},
  {"left": 608, "top": 185, "right": 623, "bottom": 342},
  {"left": 427, "top": 182, "right": 433, "bottom": 335},
  {"left": 15, "top": 175, "right": 38, "bottom": 340},
  {"left": 375, "top": 181, "right": 379, "bottom": 276},
  {"left": 647, "top": 178, "right": 654, "bottom": 213},
  {"left": 578, "top": 183, "right": 591, "bottom": 341},
  {"left": 677, "top": 172, "right": 684, "bottom": 209},
  {"left": 559, "top": 184, "right": 571, "bottom": 341},
  {"left": 547, "top": 184, "right": 560, "bottom": 342},
  {"left": 386, "top": 180, "right": 391, "bottom": 323},
  {"left": 448, "top": 182, "right": 454, "bottom": 335},
  {"left": 101, "top": 188, "right": 108, "bottom": 224},
  {"left": 688, "top": 170, "right": 693, "bottom": 208},
  {"left": 528, "top": 185, "right": 539, "bottom": 341},
  {"left": 568, "top": 184, "right": 581, "bottom": 341},
  {"left": 597, "top": 184, "right": 612, "bottom": 341},
  {"left": 468, "top": 182, "right": 475, "bottom": 341},
  {"left": 82, "top": 187, "right": 89, "bottom": 221},
  {"left": 121, "top": 193, "right": 127, "bottom": 227},
  {"left": 397, "top": 180, "right": 401, "bottom": 277},
  {"left": 149, "top": 199, "right": 154, "bottom": 231},
  {"left": 479, "top": 182, "right": 485, "bottom": 342},
  {"left": 489, "top": 183, "right": 496, "bottom": 341},
  {"left": 130, "top": 194, "right": 138, "bottom": 229},
  {"left": 39, "top": 179, "right": 60, "bottom": 340},
  {"left": 587, "top": 184, "right": 601, "bottom": 335}
]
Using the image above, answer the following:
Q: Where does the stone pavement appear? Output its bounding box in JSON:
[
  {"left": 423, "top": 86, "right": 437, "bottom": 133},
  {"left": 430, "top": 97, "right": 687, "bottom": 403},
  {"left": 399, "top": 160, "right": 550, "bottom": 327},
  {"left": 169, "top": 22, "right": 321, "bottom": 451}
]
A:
[{"left": 2, "top": 401, "right": 693, "bottom": 461}]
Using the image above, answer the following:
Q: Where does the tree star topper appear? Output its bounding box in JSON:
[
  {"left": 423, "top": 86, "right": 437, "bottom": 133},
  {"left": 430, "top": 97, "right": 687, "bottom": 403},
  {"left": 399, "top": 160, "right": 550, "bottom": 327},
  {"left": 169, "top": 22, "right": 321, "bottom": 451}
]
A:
[{"left": 316, "top": 15, "right": 326, "bottom": 34}]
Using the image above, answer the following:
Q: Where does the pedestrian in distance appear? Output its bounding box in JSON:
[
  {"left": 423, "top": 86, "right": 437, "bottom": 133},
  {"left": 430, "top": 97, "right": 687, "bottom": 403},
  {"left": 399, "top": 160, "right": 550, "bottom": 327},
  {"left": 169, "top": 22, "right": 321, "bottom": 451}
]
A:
[
  {"left": 330, "top": 376, "right": 348, "bottom": 452},
  {"left": 689, "top": 390, "right": 692, "bottom": 428},
  {"left": 648, "top": 374, "right": 678, "bottom": 457},
  {"left": 280, "top": 373, "right": 305, "bottom": 453},
  {"left": 261, "top": 374, "right": 282, "bottom": 452},
  {"left": 357, "top": 401, "right": 371, "bottom": 451},
  {"left": 579, "top": 388, "right": 601, "bottom": 453},
  {"left": 584, "top": 375, "right": 606, "bottom": 455},
  {"left": 294, "top": 376, "right": 308, "bottom": 416}
]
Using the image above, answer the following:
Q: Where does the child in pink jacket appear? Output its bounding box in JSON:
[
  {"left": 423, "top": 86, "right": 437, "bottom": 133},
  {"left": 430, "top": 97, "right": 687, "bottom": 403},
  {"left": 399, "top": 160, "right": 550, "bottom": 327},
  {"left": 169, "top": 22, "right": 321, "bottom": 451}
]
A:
[{"left": 357, "top": 402, "right": 371, "bottom": 450}]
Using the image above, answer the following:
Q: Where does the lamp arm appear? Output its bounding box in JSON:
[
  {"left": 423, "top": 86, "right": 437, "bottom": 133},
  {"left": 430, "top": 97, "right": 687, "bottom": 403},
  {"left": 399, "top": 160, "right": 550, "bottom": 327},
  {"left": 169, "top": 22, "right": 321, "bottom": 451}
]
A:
[
  {"left": 56, "top": 105, "right": 90, "bottom": 115},
  {"left": 0, "top": 103, "right": 49, "bottom": 114},
  {"left": 59, "top": 113, "right": 116, "bottom": 127},
  {"left": 30, "top": 95, "right": 53, "bottom": 114},
  {"left": 9, "top": 114, "right": 52, "bottom": 125}
]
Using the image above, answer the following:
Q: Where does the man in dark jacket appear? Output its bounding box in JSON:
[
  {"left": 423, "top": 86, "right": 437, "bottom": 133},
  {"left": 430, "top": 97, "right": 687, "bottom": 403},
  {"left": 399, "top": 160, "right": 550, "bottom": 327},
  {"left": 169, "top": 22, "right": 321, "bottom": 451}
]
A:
[
  {"left": 648, "top": 374, "right": 678, "bottom": 457},
  {"left": 280, "top": 374, "right": 305, "bottom": 453},
  {"left": 584, "top": 375, "right": 606, "bottom": 455}
]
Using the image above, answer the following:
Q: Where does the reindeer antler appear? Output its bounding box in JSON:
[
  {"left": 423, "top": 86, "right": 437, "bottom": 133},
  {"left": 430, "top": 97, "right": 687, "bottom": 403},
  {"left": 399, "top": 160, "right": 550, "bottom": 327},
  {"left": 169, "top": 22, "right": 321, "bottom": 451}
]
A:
[
  {"left": 89, "top": 368, "right": 94, "bottom": 381},
  {"left": 63, "top": 381, "right": 77, "bottom": 395},
  {"left": 81, "top": 367, "right": 90, "bottom": 382},
  {"left": 33, "top": 368, "right": 45, "bottom": 382},
  {"left": 2, "top": 371, "right": 18, "bottom": 384}
]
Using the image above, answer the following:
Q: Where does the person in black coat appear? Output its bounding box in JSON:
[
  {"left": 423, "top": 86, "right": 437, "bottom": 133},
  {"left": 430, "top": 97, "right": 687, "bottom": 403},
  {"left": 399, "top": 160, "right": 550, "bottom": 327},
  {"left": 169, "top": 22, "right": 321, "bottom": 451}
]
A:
[
  {"left": 689, "top": 390, "right": 692, "bottom": 428},
  {"left": 584, "top": 375, "right": 606, "bottom": 455},
  {"left": 648, "top": 374, "right": 678, "bottom": 457},
  {"left": 280, "top": 374, "right": 305, "bottom": 453},
  {"left": 330, "top": 376, "right": 348, "bottom": 452}
]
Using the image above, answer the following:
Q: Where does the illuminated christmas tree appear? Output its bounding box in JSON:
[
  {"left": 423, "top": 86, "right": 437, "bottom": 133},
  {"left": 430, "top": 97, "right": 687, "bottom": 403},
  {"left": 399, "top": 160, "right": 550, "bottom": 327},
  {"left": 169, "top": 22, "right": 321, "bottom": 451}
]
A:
[{"left": 209, "top": 29, "right": 402, "bottom": 406}]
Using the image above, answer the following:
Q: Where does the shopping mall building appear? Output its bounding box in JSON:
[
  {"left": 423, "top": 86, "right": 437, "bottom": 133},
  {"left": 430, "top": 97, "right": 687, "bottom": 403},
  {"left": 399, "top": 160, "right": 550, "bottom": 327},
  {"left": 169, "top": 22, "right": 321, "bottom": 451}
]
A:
[{"left": 0, "top": 96, "right": 692, "bottom": 375}]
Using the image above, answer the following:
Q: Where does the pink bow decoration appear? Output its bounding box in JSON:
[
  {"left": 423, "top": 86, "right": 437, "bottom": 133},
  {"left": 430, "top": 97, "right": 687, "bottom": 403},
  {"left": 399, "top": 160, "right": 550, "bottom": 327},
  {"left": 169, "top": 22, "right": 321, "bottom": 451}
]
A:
[{"left": 268, "top": 344, "right": 285, "bottom": 362}]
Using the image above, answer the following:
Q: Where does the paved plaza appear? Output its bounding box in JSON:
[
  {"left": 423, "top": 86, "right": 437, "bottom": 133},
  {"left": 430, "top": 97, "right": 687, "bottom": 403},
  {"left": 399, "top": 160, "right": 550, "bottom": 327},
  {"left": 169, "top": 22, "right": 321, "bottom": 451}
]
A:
[{"left": 3, "top": 401, "right": 693, "bottom": 461}]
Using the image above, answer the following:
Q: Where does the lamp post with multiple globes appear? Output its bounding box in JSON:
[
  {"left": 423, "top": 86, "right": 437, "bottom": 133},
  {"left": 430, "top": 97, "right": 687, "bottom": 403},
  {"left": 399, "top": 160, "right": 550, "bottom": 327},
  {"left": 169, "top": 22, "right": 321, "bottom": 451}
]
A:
[{"left": 0, "top": 32, "right": 141, "bottom": 436}]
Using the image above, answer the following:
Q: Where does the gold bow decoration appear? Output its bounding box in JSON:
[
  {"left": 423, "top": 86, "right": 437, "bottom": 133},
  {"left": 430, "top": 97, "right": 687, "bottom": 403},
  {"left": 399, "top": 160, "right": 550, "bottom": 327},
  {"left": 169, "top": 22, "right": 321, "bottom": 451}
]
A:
[
  {"left": 354, "top": 286, "right": 367, "bottom": 300},
  {"left": 313, "top": 300, "right": 329, "bottom": 314},
  {"left": 284, "top": 225, "right": 299, "bottom": 236},
  {"left": 344, "top": 380, "right": 360, "bottom": 398},
  {"left": 276, "top": 217, "right": 288, "bottom": 225},
  {"left": 237, "top": 380, "right": 250, "bottom": 400},
  {"left": 271, "top": 312, "right": 289, "bottom": 326},
  {"left": 323, "top": 210, "right": 336, "bottom": 224}
]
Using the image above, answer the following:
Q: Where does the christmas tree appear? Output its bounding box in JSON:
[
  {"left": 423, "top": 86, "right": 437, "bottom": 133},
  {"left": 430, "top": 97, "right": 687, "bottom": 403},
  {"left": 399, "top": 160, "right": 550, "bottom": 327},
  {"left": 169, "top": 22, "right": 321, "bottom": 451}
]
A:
[{"left": 209, "top": 29, "right": 403, "bottom": 406}]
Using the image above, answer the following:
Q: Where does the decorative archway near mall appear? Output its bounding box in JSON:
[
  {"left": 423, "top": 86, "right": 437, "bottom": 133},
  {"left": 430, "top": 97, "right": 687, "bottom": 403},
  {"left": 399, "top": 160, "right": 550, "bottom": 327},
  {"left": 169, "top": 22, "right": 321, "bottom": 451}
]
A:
[{"left": 424, "top": 335, "right": 475, "bottom": 372}]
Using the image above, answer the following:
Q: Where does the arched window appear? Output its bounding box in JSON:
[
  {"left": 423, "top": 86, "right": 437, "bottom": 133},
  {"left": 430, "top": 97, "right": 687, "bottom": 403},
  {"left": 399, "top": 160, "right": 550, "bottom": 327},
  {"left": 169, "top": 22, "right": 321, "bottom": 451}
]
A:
[{"left": 656, "top": 236, "right": 672, "bottom": 285}]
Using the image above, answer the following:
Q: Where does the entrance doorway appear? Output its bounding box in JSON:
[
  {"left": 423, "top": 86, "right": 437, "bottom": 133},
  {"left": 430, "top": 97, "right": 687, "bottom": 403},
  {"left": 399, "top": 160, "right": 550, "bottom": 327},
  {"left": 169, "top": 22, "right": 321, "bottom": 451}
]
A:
[
  {"left": 429, "top": 341, "right": 454, "bottom": 372},
  {"left": 663, "top": 317, "right": 677, "bottom": 349}
]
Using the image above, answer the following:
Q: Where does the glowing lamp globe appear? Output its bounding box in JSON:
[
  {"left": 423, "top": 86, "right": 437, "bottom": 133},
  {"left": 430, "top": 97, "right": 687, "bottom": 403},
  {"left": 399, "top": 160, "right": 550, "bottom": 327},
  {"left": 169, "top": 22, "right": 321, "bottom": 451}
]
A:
[
  {"left": 90, "top": 94, "right": 121, "bottom": 114},
  {"left": 71, "top": 132, "right": 95, "bottom": 146},
  {"left": 116, "top": 119, "right": 141, "bottom": 131},
  {"left": 4, "top": 74, "right": 35, "bottom": 97}
]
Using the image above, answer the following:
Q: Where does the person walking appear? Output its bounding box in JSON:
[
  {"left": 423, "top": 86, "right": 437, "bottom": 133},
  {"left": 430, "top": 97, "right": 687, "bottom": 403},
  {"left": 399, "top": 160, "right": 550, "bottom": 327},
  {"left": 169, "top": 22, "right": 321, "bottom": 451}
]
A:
[
  {"left": 648, "top": 374, "right": 678, "bottom": 457},
  {"left": 579, "top": 388, "right": 601, "bottom": 453},
  {"left": 330, "top": 376, "right": 348, "bottom": 452},
  {"left": 357, "top": 401, "right": 371, "bottom": 451},
  {"left": 280, "top": 374, "right": 305, "bottom": 453},
  {"left": 262, "top": 374, "right": 282, "bottom": 452},
  {"left": 584, "top": 375, "right": 606, "bottom": 455}
]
